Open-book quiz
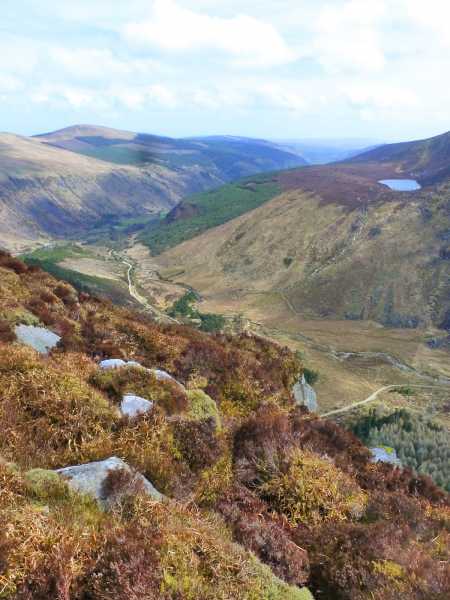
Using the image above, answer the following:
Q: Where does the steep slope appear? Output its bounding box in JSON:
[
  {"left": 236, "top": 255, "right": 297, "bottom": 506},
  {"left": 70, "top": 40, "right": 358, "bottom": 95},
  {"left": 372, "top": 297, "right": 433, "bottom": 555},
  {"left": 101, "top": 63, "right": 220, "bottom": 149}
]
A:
[
  {"left": 0, "top": 132, "right": 217, "bottom": 251},
  {"left": 0, "top": 252, "right": 448, "bottom": 600},
  {"left": 350, "top": 130, "right": 450, "bottom": 184},
  {"left": 0, "top": 125, "right": 305, "bottom": 252},
  {"left": 154, "top": 133, "right": 450, "bottom": 330}
]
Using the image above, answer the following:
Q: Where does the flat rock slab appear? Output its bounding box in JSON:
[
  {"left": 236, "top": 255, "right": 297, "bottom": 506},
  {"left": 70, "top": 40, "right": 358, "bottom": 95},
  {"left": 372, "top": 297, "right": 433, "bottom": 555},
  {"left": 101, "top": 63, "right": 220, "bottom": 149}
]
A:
[
  {"left": 57, "top": 457, "right": 164, "bottom": 507},
  {"left": 15, "top": 324, "right": 61, "bottom": 354},
  {"left": 121, "top": 394, "right": 154, "bottom": 417}
]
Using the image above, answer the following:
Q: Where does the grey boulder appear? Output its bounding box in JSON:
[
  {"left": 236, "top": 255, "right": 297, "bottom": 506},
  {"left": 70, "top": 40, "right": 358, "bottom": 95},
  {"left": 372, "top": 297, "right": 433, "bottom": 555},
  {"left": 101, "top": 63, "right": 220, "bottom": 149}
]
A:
[
  {"left": 57, "top": 457, "right": 164, "bottom": 507},
  {"left": 99, "top": 359, "right": 185, "bottom": 390},
  {"left": 121, "top": 394, "right": 154, "bottom": 417},
  {"left": 293, "top": 374, "right": 318, "bottom": 412},
  {"left": 15, "top": 324, "right": 61, "bottom": 354},
  {"left": 99, "top": 358, "right": 127, "bottom": 370},
  {"left": 370, "top": 447, "right": 401, "bottom": 466}
]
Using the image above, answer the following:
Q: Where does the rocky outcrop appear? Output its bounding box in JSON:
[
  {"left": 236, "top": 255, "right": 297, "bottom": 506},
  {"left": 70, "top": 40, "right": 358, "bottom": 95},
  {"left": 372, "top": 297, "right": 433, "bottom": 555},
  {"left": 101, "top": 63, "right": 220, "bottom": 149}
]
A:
[
  {"left": 57, "top": 457, "right": 164, "bottom": 507},
  {"left": 292, "top": 374, "right": 318, "bottom": 412}
]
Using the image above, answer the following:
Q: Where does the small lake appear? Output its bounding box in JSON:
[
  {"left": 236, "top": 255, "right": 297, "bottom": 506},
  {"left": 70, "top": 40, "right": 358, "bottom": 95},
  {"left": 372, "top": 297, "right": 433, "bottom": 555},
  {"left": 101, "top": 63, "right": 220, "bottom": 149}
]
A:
[{"left": 379, "top": 179, "right": 421, "bottom": 191}]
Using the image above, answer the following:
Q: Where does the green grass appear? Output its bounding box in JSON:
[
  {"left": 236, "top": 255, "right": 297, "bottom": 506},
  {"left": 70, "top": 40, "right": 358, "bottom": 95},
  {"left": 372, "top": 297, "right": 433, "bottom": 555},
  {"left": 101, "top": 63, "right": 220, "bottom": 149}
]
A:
[
  {"left": 22, "top": 244, "right": 93, "bottom": 264},
  {"left": 21, "top": 244, "right": 132, "bottom": 305},
  {"left": 139, "top": 177, "right": 281, "bottom": 255}
]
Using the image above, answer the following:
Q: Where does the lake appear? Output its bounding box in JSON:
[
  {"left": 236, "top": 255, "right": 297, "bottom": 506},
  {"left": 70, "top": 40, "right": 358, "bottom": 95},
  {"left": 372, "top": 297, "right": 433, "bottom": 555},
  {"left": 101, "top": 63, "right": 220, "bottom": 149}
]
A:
[{"left": 379, "top": 179, "right": 421, "bottom": 191}]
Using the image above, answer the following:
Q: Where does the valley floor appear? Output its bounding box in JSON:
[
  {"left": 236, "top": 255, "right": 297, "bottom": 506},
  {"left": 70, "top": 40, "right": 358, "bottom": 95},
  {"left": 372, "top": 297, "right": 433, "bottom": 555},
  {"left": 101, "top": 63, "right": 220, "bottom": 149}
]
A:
[{"left": 23, "top": 239, "right": 450, "bottom": 426}]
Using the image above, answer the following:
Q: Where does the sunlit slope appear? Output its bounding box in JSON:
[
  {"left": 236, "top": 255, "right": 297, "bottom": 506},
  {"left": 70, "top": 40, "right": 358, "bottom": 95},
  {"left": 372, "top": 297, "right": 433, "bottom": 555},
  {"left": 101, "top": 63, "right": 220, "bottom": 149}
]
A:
[
  {"left": 350, "top": 130, "right": 450, "bottom": 185},
  {"left": 158, "top": 177, "right": 450, "bottom": 329}
]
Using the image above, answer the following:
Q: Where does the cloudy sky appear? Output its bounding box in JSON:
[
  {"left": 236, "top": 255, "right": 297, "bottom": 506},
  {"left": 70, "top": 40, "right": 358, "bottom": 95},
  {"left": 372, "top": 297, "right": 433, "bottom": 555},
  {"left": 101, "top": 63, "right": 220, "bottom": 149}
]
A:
[{"left": 1, "top": 0, "right": 449, "bottom": 141}]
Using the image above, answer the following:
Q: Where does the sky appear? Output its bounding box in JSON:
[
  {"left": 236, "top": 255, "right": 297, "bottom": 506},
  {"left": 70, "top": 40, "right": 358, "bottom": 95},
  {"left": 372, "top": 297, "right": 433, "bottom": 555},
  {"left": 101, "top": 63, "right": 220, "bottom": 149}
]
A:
[{"left": 1, "top": 0, "right": 449, "bottom": 141}]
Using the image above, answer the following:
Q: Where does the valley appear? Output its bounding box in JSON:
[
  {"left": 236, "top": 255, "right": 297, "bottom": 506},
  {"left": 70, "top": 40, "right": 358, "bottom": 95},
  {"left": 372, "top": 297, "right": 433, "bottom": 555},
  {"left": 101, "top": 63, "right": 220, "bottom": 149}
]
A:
[{"left": 17, "top": 130, "right": 450, "bottom": 427}]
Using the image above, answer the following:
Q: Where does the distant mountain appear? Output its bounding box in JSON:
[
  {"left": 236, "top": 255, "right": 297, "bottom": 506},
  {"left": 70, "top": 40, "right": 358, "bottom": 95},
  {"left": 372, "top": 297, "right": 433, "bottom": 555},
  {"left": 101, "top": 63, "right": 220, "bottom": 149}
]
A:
[
  {"left": 0, "top": 125, "right": 305, "bottom": 251},
  {"left": 151, "top": 130, "right": 450, "bottom": 331},
  {"left": 38, "top": 125, "right": 305, "bottom": 179},
  {"left": 350, "top": 130, "right": 450, "bottom": 185}
]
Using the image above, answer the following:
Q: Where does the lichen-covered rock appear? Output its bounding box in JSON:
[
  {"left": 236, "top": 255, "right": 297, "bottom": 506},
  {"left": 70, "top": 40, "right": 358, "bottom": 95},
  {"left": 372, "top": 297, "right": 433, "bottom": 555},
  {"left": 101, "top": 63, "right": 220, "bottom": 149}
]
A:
[
  {"left": 56, "top": 457, "right": 164, "bottom": 507},
  {"left": 292, "top": 374, "right": 318, "bottom": 412},
  {"left": 24, "top": 468, "right": 64, "bottom": 499},
  {"left": 15, "top": 324, "right": 60, "bottom": 354},
  {"left": 121, "top": 394, "right": 154, "bottom": 418},
  {"left": 187, "top": 389, "right": 221, "bottom": 428}
]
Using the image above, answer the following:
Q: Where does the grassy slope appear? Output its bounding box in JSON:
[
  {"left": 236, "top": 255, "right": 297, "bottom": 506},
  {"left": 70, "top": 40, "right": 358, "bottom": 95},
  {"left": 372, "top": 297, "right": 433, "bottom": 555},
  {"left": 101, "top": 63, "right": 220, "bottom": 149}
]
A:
[
  {"left": 140, "top": 177, "right": 282, "bottom": 254},
  {"left": 21, "top": 244, "right": 133, "bottom": 306}
]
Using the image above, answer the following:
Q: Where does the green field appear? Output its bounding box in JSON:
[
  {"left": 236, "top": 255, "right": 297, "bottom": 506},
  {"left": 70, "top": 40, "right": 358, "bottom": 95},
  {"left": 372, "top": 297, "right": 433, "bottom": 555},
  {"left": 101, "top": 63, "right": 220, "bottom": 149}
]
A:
[
  {"left": 140, "top": 177, "right": 281, "bottom": 255},
  {"left": 21, "top": 244, "right": 133, "bottom": 306}
]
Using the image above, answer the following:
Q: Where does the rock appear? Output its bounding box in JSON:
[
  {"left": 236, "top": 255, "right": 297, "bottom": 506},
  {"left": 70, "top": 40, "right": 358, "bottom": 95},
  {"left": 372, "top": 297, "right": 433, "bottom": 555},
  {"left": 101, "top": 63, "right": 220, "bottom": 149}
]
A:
[
  {"left": 293, "top": 374, "right": 318, "bottom": 412},
  {"left": 370, "top": 447, "right": 401, "bottom": 466},
  {"left": 56, "top": 457, "right": 164, "bottom": 507},
  {"left": 99, "top": 358, "right": 127, "bottom": 370},
  {"left": 15, "top": 324, "right": 60, "bottom": 354},
  {"left": 99, "top": 360, "right": 185, "bottom": 389},
  {"left": 121, "top": 394, "right": 154, "bottom": 418}
]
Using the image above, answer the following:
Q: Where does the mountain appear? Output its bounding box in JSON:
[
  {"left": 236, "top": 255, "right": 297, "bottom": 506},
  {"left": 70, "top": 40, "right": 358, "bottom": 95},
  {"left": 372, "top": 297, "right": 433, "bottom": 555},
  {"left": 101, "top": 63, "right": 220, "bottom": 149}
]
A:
[
  {"left": 350, "top": 130, "right": 450, "bottom": 185},
  {"left": 0, "top": 251, "right": 447, "bottom": 599},
  {"left": 38, "top": 126, "right": 307, "bottom": 177},
  {"left": 0, "top": 125, "right": 305, "bottom": 251},
  {"left": 152, "top": 131, "right": 450, "bottom": 331}
]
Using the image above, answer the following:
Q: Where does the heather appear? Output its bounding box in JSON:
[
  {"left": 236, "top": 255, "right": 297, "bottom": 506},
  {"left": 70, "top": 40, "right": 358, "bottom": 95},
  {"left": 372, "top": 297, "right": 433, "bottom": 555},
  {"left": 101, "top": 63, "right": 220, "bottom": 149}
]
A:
[{"left": 0, "top": 253, "right": 448, "bottom": 599}]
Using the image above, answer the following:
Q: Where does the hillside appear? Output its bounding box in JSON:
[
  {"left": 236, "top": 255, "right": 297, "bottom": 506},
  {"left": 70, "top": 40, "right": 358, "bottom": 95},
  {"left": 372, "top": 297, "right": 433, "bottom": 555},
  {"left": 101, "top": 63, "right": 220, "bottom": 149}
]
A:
[
  {"left": 38, "top": 126, "right": 306, "bottom": 176},
  {"left": 151, "top": 131, "right": 450, "bottom": 331},
  {"left": 0, "top": 251, "right": 448, "bottom": 600},
  {"left": 0, "top": 126, "right": 305, "bottom": 252},
  {"left": 350, "top": 130, "right": 450, "bottom": 185}
]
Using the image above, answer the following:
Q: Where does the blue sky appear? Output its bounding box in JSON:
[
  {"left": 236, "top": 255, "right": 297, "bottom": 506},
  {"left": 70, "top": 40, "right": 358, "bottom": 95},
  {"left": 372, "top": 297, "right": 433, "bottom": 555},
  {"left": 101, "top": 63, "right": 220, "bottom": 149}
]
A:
[{"left": 1, "top": 0, "right": 449, "bottom": 141}]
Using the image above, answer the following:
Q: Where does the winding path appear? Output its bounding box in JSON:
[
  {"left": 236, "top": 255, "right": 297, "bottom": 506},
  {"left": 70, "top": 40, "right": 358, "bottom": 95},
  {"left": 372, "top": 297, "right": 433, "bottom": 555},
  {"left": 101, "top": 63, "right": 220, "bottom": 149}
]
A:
[
  {"left": 320, "top": 384, "right": 449, "bottom": 418},
  {"left": 110, "top": 250, "right": 178, "bottom": 323}
]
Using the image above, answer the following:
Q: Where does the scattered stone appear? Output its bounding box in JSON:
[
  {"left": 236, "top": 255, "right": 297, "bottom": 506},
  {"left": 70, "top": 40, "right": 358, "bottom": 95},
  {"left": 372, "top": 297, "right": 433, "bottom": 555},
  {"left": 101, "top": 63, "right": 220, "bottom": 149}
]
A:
[
  {"left": 99, "top": 358, "right": 127, "bottom": 370},
  {"left": 15, "top": 324, "right": 60, "bottom": 354},
  {"left": 370, "top": 447, "right": 401, "bottom": 466},
  {"left": 293, "top": 374, "right": 318, "bottom": 412},
  {"left": 99, "top": 358, "right": 185, "bottom": 390},
  {"left": 57, "top": 457, "right": 164, "bottom": 507},
  {"left": 121, "top": 394, "right": 154, "bottom": 418}
]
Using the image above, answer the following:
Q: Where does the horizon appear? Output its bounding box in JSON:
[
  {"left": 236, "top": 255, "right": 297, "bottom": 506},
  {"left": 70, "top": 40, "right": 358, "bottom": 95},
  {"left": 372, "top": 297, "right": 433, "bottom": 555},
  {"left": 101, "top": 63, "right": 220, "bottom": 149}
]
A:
[
  {"left": 2, "top": 1, "right": 449, "bottom": 141},
  {"left": 3, "top": 121, "right": 449, "bottom": 147}
]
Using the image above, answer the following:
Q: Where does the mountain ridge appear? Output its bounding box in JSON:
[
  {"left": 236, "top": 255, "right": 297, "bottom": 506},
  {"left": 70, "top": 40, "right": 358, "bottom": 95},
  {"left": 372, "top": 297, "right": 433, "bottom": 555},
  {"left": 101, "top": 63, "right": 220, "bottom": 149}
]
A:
[{"left": 0, "top": 125, "right": 305, "bottom": 251}]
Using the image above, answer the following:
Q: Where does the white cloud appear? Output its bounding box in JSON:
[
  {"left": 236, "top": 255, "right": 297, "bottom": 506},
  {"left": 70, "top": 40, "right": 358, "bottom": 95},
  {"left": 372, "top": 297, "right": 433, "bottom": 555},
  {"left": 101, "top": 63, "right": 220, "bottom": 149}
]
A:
[
  {"left": 313, "top": 0, "right": 387, "bottom": 73},
  {"left": 122, "top": 0, "right": 295, "bottom": 67},
  {"left": 0, "top": 74, "right": 23, "bottom": 93},
  {"left": 30, "top": 82, "right": 178, "bottom": 112},
  {"left": 49, "top": 47, "right": 163, "bottom": 81}
]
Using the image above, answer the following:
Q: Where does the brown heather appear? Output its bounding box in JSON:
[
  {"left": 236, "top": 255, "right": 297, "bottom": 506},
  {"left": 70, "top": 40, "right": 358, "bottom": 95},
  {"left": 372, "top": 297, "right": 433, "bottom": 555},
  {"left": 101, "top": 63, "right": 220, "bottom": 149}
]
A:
[{"left": 0, "top": 254, "right": 448, "bottom": 600}]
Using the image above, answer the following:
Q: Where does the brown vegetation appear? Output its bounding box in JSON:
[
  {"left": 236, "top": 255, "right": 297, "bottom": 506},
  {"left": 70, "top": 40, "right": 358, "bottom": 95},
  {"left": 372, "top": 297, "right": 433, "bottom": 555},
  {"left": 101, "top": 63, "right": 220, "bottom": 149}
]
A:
[{"left": 0, "top": 254, "right": 448, "bottom": 599}]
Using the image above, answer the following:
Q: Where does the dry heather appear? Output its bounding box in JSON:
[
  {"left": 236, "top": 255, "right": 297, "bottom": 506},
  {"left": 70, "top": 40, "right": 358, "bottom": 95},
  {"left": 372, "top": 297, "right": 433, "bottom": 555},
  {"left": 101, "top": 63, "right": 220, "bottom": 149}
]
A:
[{"left": 0, "top": 253, "right": 448, "bottom": 600}]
